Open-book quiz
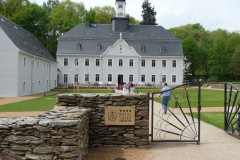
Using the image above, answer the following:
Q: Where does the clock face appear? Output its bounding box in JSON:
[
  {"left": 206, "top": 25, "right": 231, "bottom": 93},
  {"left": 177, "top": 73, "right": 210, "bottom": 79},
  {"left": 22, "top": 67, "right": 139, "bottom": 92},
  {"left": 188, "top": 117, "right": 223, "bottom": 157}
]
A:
[{"left": 108, "top": 111, "right": 117, "bottom": 122}]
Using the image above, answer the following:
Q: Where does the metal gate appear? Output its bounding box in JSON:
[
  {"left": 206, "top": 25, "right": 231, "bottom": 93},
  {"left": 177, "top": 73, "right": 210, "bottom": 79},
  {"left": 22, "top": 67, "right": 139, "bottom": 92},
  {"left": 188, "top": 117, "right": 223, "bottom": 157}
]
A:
[
  {"left": 148, "top": 82, "right": 201, "bottom": 144},
  {"left": 224, "top": 83, "right": 240, "bottom": 139}
]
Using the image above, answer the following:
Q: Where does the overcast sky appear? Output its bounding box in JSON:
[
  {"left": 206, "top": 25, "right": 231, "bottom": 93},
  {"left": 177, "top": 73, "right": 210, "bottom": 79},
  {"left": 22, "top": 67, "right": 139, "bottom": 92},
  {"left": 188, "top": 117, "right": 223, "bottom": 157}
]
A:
[{"left": 31, "top": 0, "right": 240, "bottom": 32}]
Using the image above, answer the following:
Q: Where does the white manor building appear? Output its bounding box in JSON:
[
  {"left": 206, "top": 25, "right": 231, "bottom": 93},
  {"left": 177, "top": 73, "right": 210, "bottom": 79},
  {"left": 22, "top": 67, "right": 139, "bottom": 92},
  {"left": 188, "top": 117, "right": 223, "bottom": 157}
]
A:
[
  {"left": 57, "top": 0, "right": 184, "bottom": 87},
  {"left": 0, "top": 15, "right": 57, "bottom": 97}
]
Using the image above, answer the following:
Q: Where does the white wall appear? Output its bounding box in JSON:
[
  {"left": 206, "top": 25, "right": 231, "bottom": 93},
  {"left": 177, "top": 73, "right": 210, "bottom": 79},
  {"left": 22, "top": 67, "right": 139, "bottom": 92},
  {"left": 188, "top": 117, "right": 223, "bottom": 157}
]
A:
[
  {"left": 57, "top": 38, "right": 183, "bottom": 86},
  {"left": 0, "top": 28, "right": 19, "bottom": 97},
  {"left": 18, "top": 51, "right": 58, "bottom": 96}
]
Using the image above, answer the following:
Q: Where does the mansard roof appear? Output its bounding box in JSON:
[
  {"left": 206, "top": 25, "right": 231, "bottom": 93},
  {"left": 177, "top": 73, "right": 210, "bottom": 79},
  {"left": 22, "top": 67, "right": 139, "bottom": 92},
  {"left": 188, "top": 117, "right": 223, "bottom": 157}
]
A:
[
  {"left": 0, "top": 15, "right": 56, "bottom": 62},
  {"left": 57, "top": 23, "right": 183, "bottom": 57}
]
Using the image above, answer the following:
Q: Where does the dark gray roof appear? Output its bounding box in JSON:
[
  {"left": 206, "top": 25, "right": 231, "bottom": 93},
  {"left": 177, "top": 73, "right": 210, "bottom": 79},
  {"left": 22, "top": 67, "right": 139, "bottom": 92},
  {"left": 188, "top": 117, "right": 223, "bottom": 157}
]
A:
[
  {"left": 0, "top": 15, "right": 56, "bottom": 62},
  {"left": 57, "top": 23, "right": 183, "bottom": 57}
]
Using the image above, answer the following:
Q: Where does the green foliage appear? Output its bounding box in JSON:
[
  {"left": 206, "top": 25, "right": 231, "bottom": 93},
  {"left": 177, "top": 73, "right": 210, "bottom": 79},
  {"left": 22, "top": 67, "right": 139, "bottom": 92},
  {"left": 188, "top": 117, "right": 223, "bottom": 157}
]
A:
[
  {"left": 94, "top": 6, "right": 115, "bottom": 24},
  {"left": 140, "top": 0, "right": 158, "bottom": 25},
  {"left": 231, "top": 45, "right": 240, "bottom": 80},
  {"left": 84, "top": 7, "right": 96, "bottom": 23},
  {"left": 182, "top": 36, "right": 200, "bottom": 76}
]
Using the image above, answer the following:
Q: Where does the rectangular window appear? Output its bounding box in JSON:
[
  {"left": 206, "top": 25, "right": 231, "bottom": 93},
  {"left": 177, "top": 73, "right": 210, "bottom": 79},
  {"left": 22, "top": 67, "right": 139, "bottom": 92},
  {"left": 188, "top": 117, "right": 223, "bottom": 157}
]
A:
[
  {"left": 129, "top": 75, "right": 133, "bottom": 82},
  {"left": 64, "top": 58, "right": 68, "bottom": 66},
  {"left": 161, "top": 45, "right": 165, "bottom": 53},
  {"left": 108, "top": 59, "right": 112, "bottom": 66},
  {"left": 96, "top": 74, "right": 100, "bottom": 82},
  {"left": 23, "top": 57, "right": 26, "bottom": 67},
  {"left": 75, "top": 59, "right": 79, "bottom": 66},
  {"left": 152, "top": 75, "right": 155, "bottom": 82},
  {"left": 129, "top": 59, "right": 133, "bottom": 67},
  {"left": 96, "top": 59, "right": 100, "bottom": 66},
  {"left": 152, "top": 60, "right": 156, "bottom": 67},
  {"left": 96, "top": 44, "right": 101, "bottom": 51},
  {"left": 142, "top": 60, "right": 145, "bottom": 67},
  {"left": 23, "top": 82, "right": 26, "bottom": 90},
  {"left": 64, "top": 74, "right": 68, "bottom": 83},
  {"left": 140, "top": 45, "right": 145, "bottom": 52},
  {"left": 85, "top": 74, "right": 89, "bottom": 82},
  {"left": 162, "top": 60, "right": 166, "bottom": 67},
  {"left": 141, "top": 75, "right": 145, "bottom": 82},
  {"left": 119, "top": 59, "right": 123, "bottom": 66},
  {"left": 74, "top": 74, "right": 78, "bottom": 83},
  {"left": 39, "top": 81, "right": 41, "bottom": 85},
  {"left": 162, "top": 75, "right": 166, "bottom": 83},
  {"left": 49, "top": 64, "right": 51, "bottom": 71},
  {"left": 172, "top": 75, "right": 176, "bottom": 83},
  {"left": 108, "top": 74, "right": 112, "bottom": 82},
  {"left": 85, "top": 59, "right": 89, "bottom": 66},
  {"left": 172, "top": 60, "right": 176, "bottom": 67},
  {"left": 32, "top": 60, "right": 34, "bottom": 68},
  {"left": 76, "top": 44, "right": 81, "bottom": 51}
]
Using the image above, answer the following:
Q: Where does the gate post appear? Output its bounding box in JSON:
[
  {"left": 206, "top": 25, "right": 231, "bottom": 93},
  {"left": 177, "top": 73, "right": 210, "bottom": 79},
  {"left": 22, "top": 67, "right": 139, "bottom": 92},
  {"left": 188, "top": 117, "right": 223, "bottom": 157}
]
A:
[{"left": 224, "top": 83, "right": 227, "bottom": 131}]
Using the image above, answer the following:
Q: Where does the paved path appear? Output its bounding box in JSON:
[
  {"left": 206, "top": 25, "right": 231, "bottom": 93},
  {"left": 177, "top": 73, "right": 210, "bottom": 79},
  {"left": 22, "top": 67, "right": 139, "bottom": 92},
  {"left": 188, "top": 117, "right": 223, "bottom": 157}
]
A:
[
  {"left": 0, "top": 91, "right": 62, "bottom": 106},
  {"left": 86, "top": 101, "right": 240, "bottom": 160}
]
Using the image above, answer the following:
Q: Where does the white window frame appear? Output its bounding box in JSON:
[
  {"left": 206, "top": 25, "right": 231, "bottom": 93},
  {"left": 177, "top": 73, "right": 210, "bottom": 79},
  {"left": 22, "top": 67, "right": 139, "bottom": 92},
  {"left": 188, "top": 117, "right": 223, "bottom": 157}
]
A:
[
  {"left": 162, "top": 60, "right": 166, "bottom": 67},
  {"left": 162, "top": 75, "right": 166, "bottom": 83},
  {"left": 129, "top": 74, "right": 133, "bottom": 82},
  {"left": 172, "top": 75, "right": 177, "bottom": 83},
  {"left": 74, "top": 74, "right": 78, "bottom": 83},
  {"left": 85, "top": 59, "right": 89, "bottom": 66},
  {"left": 141, "top": 75, "right": 145, "bottom": 82},
  {"left": 172, "top": 60, "right": 176, "bottom": 68},
  {"left": 108, "top": 59, "right": 112, "bottom": 67},
  {"left": 161, "top": 45, "right": 165, "bottom": 53},
  {"left": 85, "top": 74, "right": 89, "bottom": 82},
  {"left": 64, "top": 58, "right": 68, "bottom": 66},
  {"left": 142, "top": 59, "right": 145, "bottom": 67},
  {"left": 140, "top": 44, "right": 145, "bottom": 52},
  {"left": 37, "top": 60, "right": 39, "bottom": 69},
  {"left": 95, "top": 74, "right": 100, "bottom": 82},
  {"left": 96, "top": 59, "right": 100, "bottom": 66},
  {"left": 152, "top": 60, "right": 156, "bottom": 67},
  {"left": 152, "top": 75, "right": 156, "bottom": 82},
  {"left": 64, "top": 74, "right": 68, "bottom": 84},
  {"left": 129, "top": 59, "right": 133, "bottom": 67},
  {"left": 32, "top": 59, "right": 34, "bottom": 68},
  {"left": 119, "top": 59, "right": 123, "bottom": 67},
  {"left": 108, "top": 74, "right": 112, "bottom": 82},
  {"left": 75, "top": 58, "right": 79, "bottom": 66}
]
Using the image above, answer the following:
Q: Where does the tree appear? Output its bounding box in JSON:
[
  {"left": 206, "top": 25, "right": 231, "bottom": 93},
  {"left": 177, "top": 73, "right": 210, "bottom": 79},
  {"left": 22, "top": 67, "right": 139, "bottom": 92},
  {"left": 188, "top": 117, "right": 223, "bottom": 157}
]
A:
[
  {"left": 182, "top": 36, "right": 200, "bottom": 76},
  {"left": 231, "top": 44, "right": 240, "bottom": 80},
  {"left": 140, "top": 0, "right": 158, "bottom": 25},
  {"left": 94, "top": 6, "right": 115, "bottom": 24},
  {"left": 43, "top": 0, "right": 59, "bottom": 14},
  {"left": 84, "top": 7, "right": 96, "bottom": 23}
]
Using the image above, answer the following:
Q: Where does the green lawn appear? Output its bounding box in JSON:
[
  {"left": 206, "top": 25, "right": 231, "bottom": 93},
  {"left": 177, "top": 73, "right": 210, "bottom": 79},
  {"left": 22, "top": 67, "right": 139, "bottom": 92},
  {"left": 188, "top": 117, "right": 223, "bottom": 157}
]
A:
[
  {"left": 188, "top": 112, "right": 224, "bottom": 130},
  {"left": 136, "top": 89, "right": 224, "bottom": 108},
  {"left": 0, "top": 89, "right": 113, "bottom": 112}
]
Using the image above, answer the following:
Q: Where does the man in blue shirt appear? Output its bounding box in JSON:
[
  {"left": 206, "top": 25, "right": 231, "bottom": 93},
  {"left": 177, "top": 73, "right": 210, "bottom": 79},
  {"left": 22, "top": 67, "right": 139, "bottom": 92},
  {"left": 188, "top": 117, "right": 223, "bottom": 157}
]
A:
[{"left": 159, "top": 82, "right": 172, "bottom": 114}]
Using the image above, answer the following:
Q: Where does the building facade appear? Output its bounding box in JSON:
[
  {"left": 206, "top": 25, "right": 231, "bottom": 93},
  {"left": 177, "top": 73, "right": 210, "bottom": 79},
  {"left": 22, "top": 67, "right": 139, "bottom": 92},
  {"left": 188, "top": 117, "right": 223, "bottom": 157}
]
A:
[
  {"left": 57, "top": 0, "right": 184, "bottom": 87},
  {"left": 0, "top": 15, "right": 57, "bottom": 97}
]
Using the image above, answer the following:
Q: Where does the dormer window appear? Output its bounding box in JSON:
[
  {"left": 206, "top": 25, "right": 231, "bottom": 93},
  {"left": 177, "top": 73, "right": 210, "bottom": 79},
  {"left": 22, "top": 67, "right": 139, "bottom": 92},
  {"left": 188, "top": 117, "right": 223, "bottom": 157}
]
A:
[
  {"left": 161, "top": 45, "right": 165, "bottom": 53},
  {"left": 140, "top": 44, "right": 145, "bottom": 52},
  {"left": 76, "top": 43, "right": 81, "bottom": 51},
  {"left": 96, "top": 43, "right": 101, "bottom": 51}
]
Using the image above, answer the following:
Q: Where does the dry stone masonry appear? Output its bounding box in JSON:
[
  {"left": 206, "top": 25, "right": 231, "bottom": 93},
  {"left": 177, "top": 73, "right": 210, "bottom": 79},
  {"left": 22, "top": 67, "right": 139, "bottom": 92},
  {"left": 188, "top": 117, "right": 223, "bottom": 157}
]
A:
[
  {"left": 0, "top": 107, "right": 90, "bottom": 160},
  {"left": 56, "top": 93, "right": 149, "bottom": 149},
  {"left": 0, "top": 93, "right": 149, "bottom": 160}
]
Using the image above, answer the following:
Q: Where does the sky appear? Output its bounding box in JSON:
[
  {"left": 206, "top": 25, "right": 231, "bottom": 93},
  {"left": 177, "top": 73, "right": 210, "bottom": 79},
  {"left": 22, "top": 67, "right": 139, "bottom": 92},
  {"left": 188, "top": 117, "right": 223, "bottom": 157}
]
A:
[{"left": 31, "top": 0, "right": 240, "bottom": 32}]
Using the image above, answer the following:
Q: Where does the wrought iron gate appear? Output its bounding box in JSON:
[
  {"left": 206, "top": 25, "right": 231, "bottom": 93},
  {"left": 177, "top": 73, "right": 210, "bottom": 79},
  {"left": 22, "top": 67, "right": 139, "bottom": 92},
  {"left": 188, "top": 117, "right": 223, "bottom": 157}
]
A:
[
  {"left": 224, "top": 83, "right": 240, "bottom": 139},
  {"left": 148, "top": 82, "right": 201, "bottom": 144}
]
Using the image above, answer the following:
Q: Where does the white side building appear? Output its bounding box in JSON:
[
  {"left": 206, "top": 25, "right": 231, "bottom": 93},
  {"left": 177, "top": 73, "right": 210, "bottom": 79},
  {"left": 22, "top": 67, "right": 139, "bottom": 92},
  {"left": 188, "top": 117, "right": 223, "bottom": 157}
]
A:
[
  {"left": 0, "top": 15, "right": 57, "bottom": 97},
  {"left": 57, "top": 0, "right": 183, "bottom": 87}
]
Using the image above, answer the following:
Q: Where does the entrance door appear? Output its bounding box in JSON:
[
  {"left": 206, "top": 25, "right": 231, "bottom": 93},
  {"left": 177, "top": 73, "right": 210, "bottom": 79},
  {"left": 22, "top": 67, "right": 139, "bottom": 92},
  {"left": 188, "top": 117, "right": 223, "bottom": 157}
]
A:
[{"left": 118, "top": 75, "right": 123, "bottom": 86}]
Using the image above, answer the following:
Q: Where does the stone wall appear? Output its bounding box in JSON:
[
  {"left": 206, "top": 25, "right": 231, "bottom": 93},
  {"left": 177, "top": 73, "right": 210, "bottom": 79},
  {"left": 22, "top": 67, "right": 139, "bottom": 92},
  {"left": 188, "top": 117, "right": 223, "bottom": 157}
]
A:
[
  {"left": 56, "top": 93, "right": 149, "bottom": 149},
  {"left": 203, "top": 83, "right": 240, "bottom": 89},
  {"left": 0, "top": 107, "right": 90, "bottom": 160}
]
